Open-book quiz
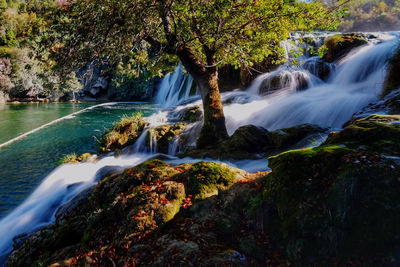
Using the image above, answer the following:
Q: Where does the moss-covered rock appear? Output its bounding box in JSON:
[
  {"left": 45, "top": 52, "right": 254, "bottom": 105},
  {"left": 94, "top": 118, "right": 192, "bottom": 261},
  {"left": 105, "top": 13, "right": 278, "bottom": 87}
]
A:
[
  {"left": 323, "top": 33, "right": 367, "bottom": 62},
  {"left": 182, "top": 105, "right": 202, "bottom": 122},
  {"left": 98, "top": 113, "right": 147, "bottom": 153},
  {"left": 57, "top": 153, "right": 95, "bottom": 165},
  {"left": 147, "top": 122, "right": 187, "bottom": 154},
  {"left": 8, "top": 160, "right": 267, "bottom": 266},
  {"left": 251, "top": 114, "right": 400, "bottom": 265},
  {"left": 185, "top": 123, "right": 326, "bottom": 160},
  {"left": 325, "top": 114, "right": 400, "bottom": 154},
  {"left": 383, "top": 47, "right": 400, "bottom": 97},
  {"left": 186, "top": 161, "right": 239, "bottom": 200},
  {"left": 267, "top": 123, "right": 326, "bottom": 150},
  {"left": 220, "top": 125, "right": 270, "bottom": 156}
]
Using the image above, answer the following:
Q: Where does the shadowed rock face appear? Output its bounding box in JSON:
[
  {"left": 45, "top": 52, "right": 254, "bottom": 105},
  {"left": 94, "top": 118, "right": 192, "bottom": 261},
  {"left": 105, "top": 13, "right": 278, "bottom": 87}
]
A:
[{"left": 383, "top": 48, "right": 400, "bottom": 98}]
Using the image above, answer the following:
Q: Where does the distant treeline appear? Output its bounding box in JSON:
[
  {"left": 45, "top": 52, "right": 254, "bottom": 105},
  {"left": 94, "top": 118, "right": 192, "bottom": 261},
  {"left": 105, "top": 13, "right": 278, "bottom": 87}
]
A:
[
  {"left": 340, "top": 0, "right": 400, "bottom": 32},
  {"left": 0, "top": 0, "right": 82, "bottom": 102}
]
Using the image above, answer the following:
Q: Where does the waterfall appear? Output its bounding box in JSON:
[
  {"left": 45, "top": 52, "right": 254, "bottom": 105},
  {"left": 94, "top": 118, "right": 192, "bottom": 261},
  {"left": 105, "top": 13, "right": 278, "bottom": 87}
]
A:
[
  {"left": 224, "top": 34, "right": 399, "bottom": 134},
  {"left": 154, "top": 65, "right": 198, "bottom": 107}
]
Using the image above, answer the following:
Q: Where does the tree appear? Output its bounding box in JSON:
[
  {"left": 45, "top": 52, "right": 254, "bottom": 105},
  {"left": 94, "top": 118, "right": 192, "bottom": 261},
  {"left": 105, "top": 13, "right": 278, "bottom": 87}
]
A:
[{"left": 53, "top": 0, "right": 347, "bottom": 148}]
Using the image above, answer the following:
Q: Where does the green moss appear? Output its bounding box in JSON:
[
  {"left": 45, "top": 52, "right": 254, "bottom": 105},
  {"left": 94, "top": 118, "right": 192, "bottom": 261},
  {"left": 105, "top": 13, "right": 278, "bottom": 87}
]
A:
[
  {"left": 98, "top": 112, "right": 147, "bottom": 153},
  {"left": 160, "top": 185, "right": 186, "bottom": 222},
  {"left": 250, "top": 115, "right": 400, "bottom": 264},
  {"left": 58, "top": 153, "right": 79, "bottom": 165},
  {"left": 187, "top": 161, "right": 237, "bottom": 200},
  {"left": 32, "top": 252, "right": 50, "bottom": 267},
  {"left": 148, "top": 122, "right": 187, "bottom": 154},
  {"left": 323, "top": 33, "right": 367, "bottom": 62},
  {"left": 325, "top": 114, "right": 400, "bottom": 153},
  {"left": 58, "top": 153, "right": 94, "bottom": 165},
  {"left": 183, "top": 105, "right": 202, "bottom": 122}
]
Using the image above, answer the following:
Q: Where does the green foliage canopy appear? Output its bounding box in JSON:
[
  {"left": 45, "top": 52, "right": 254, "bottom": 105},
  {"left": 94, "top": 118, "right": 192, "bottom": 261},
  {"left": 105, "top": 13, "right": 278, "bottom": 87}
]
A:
[{"left": 54, "top": 0, "right": 347, "bottom": 74}]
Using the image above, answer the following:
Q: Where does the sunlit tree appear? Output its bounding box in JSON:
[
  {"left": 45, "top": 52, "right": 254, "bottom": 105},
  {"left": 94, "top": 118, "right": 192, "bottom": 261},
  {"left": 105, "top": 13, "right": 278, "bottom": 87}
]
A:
[{"left": 54, "top": 0, "right": 348, "bottom": 147}]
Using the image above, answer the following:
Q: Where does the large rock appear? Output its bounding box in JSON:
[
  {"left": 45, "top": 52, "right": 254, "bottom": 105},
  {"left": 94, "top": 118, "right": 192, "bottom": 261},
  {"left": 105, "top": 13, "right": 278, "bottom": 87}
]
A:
[
  {"left": 259, "top": 71, "right": 309, "bottom": 95},
  {"left": 98, "top": 113, "right": 147, "bottom": 153},
  {"left": 383, "top": 48, "right": 400, "bottom": 97},
  {"left": 255, "top": 114, "right": 400, "bottom": 265},
  {"left": 323, "top": 33, "right": 367, "bottom": 62},
  {"left": 147, "top": 122, "right": 187, "bottom": 154}
]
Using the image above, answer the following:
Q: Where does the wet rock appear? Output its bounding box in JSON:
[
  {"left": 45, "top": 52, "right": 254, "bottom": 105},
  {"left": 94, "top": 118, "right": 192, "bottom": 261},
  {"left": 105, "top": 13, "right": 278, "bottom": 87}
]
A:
[
  {"left": 303, "top": 58, "right": 335, "bottom": 81},
  {"left": 55, "top": 186, "right": 95, "bottom": 225},
  {"left": 323, "top": 33, "right": 368, "bottom": 62},
  {"left": 383, "top": 47, "right": 400, "bottom": 97},
  {"left": 148, "top": 122, "right": 188, "bottom": 154},
  {"left": 253, "top": 114, "right": 400, "bottom": 265},
  {"left": 185, "top": 123, "right": 326, "bottom": 160},
  {"left": 267, "top": 123, "right": 326, "bottom": 151},
  {"left": 220, "top": 125, "right": 270, "bottom": 154},
  {"left": 259, "top": 71, "right": 309, "bottom": 95}
]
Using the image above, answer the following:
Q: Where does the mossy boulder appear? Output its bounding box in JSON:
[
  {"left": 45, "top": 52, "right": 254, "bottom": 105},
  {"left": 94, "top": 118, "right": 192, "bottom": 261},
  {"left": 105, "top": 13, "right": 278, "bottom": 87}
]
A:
[
  {"left": 251, "top": 114, "right": 400, "bottom": 265},
  {"left": 267, "top": 123, "right": 326, "bottom": 150},
  {"left": 323, "top": 33, "right": 367, "bottom": 62},
  {"left": 383, "top": 47, "right": 400, "bottom": 97},
  {"left": 98, "top": 113, "right": 147, "bottom": 153},
  {"left": 186, "top": 161, "right": 239, "bottom": 200},
  {"left": 325, "top": 114, "right": 400, "bottom": 154},
  {"left": 220, "top": 125, "right": 270, "bottom": 155},
  {"left": 8, "top": 160, "right": 266, "bottom": 266},
  {"left": 187, "top": 123, "right": 326, "bottom": 160},
  {"left": 57, "top": 153, "right": 95, "bottom": 165},
  {"left": 147, "top": 122, "right": 187, "bottom": 154},
  {"left": 182, "top": 105, "right": 202, "bottom": 122}
]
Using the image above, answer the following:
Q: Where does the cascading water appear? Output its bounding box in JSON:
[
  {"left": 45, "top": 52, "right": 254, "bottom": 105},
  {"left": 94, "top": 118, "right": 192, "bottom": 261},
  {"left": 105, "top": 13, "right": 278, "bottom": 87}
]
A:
[
  {"left": 225, "top": 33, "right": 399, "bottom": 134},
  {"left": 154, "top": 65, "right": 198, "bottom": 107},
  {"left": 0, "top": 153, "right": 157, "bottom": 263}
]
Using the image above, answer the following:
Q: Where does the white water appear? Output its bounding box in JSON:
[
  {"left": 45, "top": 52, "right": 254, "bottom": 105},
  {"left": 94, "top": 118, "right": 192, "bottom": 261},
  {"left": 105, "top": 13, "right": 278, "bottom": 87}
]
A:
[
  {"left": 154, "top": 65, "right": 198, "bottom": 107},
  {"left": 225, "top": 35, "right": 399, "bottom": 134},
  {"left": 0, "top": 153, "right": 156, "bottom": 263}
]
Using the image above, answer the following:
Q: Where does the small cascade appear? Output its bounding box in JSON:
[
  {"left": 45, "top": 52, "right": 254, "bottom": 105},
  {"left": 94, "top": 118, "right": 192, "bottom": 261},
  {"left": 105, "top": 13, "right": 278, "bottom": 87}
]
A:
[
  {"left": 168, "top": 137, "right": 180, "bottom": 155},
  {"left": 133, "top": 130, "right": 149, "bottom": 153},
  {"left": 154, "top": 65, "right": 198, "bottom": 107},
  {"left": 0, "top": 153, "right": 156, "bottom": 263},
  {"left": 254, "top": 69, "right": 323, "bottom": 96},
  {"left": 149, "top": 130, "right": 158, "bottom": 154}
]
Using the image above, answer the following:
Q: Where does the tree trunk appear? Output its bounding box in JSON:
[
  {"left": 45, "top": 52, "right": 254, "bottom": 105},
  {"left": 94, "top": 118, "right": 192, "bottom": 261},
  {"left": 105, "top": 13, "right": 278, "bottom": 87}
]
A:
[{"left": 177, "top": 47, "right": 228, "bottom": 148}]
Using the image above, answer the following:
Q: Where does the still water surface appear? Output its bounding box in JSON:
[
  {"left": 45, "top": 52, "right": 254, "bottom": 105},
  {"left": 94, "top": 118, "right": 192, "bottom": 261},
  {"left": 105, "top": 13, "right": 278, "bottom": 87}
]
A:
[{"left": 0, "top": 102, "right": 155, "bottom": 218}]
